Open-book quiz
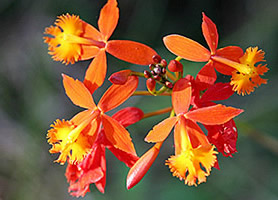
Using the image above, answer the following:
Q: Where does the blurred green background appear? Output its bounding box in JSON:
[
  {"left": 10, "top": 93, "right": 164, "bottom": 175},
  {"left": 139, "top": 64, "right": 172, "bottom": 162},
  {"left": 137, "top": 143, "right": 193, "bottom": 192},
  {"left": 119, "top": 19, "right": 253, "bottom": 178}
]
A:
[{"left": 1, "top": 0, "right": 278, "bottom": 199}]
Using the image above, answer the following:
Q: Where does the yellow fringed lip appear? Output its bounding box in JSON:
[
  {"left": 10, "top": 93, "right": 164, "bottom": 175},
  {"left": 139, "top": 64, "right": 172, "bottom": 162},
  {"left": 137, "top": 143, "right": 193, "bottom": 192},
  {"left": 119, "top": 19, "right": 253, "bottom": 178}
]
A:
[{"left": 44, "top": 14, "right": 106, "bottom": 65}]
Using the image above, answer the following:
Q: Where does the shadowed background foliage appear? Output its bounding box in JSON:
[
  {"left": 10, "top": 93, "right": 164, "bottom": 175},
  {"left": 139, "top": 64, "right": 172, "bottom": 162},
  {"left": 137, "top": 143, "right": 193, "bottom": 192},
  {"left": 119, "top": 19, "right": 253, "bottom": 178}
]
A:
[{"left": 1, "top": 0, "right": 278, "bottom": 199}]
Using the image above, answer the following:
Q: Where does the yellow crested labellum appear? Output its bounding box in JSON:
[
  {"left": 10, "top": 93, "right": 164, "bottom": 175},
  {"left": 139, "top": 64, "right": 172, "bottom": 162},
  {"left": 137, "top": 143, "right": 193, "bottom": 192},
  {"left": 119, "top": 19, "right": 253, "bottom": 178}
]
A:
[
  {"left": 211, "top": 47, "right": 269, "bottom": 95},
  {"left": 47, "top": 119, "right": 93, "bottom": 165},
  {"left": 166, "top": 145, "right": 217, "bottom": 186}
]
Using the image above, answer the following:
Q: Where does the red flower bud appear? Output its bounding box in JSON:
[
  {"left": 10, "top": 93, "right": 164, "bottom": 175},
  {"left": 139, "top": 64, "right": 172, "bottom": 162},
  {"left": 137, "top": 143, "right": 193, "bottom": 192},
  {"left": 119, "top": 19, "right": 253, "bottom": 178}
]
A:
[
  {"left": 109, "top": 70, "right": 132, "bottom": 85},
  {"left": 168, "top": 60, "right": 183, "bottom": 72},
  {"left": 152, "top": 55, "right": 162, "bottom": 63},
  {"left": 165, "top": 81, "right": 173, "bottom": 88},
  {"left": 126, "top": 143, "right": 162, "bottom": 190},
  {"left": 146, "top": 78, "right": 156, "bottom": 92},
  {"left": 160, "top": 59, "right": 167, "bottom": 67}
]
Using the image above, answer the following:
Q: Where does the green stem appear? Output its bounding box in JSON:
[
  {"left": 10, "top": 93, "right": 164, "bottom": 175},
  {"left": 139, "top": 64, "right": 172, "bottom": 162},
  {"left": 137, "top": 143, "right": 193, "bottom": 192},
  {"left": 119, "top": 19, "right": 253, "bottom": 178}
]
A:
[
  {"left": 131, "top": 71, "right": 145, "bottom": 78},
  {"left": 143, "top": 107, "right": 173, "bottom": 119},
  {"left": 175, "top": 56, "right": 183, "bottom": 62},
  {"left": 166, "top": 70, "right": 176, "bottom": 82},
  {"left": 132, "top": 90, "right": 171, "bottom": 96}
]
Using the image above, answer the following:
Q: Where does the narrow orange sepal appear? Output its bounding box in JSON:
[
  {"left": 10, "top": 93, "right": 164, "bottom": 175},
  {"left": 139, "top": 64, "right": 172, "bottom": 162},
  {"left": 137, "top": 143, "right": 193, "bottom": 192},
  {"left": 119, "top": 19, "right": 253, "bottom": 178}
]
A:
[
  {"left": 186, "top": 104, "right": 243, "bottom": 125},
  {"left": 145, "top": 117, "right": 177, "bottom": 143},
  {"left": 101, "top": 114, "right": 137, "bottom": 156},
  {"left": 62, "top": 74, "right": 96, "bottom": 109},
  {"left": 98, "top": 0, "right": 119, "bottom": 41},
  {"left": 163, "top": 34, "right": 211, "bottom": 62},
  {"left": 126, "top": 143, "right": 162, "bottom": 190},
  {"left": 202, "top": 13, "right": 218, "bottom": 54},
  {"left": 172, "top": 78, "right": 192, "bottom": 115},
  {"left": 98, "top": 76, "right": 138, "bottom": 113},
  {"left": 106, "top": 40, "right": 157, "bottom": 65},
  {"left": 84, "top": 50, "right": 107, "bottom": 94}
]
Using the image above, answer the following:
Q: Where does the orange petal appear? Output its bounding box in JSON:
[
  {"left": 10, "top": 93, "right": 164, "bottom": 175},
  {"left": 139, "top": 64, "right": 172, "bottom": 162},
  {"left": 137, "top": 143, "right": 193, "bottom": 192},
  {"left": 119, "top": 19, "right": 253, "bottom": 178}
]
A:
[
  {"left": 101, "top": 114, "right": 137, "bottom": 156},
  {"left": 213, "top": 46, "right": 244, "bottom": 75},
  {"left": 82, "top": 20, "right": 102, "bottom": 41},
  {"left": 174, "top": 116, "right": 209, "bottom": 152},
  {"left": 186, "top": 104, "right": 243, "bottom": 125},
  {"left": 185, "top": 119, "right": 210, "bottom": 148},
  {"left": 70, "top": 110, "right": 91, "bottom": 125},
  {"left": 202, "top": 13, "right": 218, "bottom": 54},
  {"left": 195, "top": 62, "right": 217, "bottom": 91},
  {"left": 126, "top": 143, "right": 162, "bottom": 190},
  {"left": 84, "top": 49, "right": 107, "bottom": 94},
  {"left": 98, "top": 0, "right": 119, "bottom": 40},
  {"left": 80, "top": 45, "right": 100, "bottom": 60},
  {"left": 172, "top": 78, "right": 192, "bottom": 115},
  {"left": 163, "top": 34, "right": 210, "bottom": 62},
  {"left": 106, "top": 40, "right": 157, "bottom": 65},
  {"left": 98, "top": 76, "right": 138, "bottom": 113},
  {"left": 145, "top": 117, "right": 177, "bottom": 143},
  {"left": 62, "top": 74, "right": 96, "bottom": 109}
]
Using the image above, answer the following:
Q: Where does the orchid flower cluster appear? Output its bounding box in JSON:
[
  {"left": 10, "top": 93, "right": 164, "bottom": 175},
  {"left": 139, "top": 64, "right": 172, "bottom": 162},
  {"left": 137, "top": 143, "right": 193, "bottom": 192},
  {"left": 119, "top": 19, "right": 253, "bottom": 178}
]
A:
[{"left": 44, "top": 0, "right": 268, "bottom": 197}]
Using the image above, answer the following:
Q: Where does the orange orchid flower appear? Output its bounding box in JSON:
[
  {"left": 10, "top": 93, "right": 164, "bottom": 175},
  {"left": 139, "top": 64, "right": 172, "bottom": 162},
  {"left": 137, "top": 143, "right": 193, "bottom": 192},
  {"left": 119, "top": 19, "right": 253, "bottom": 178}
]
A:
[
  {"left": 163, "top": 13, "right": 268, "bottom": 95},
  {"left": 65, "top": 107, "right": 143, "bottom": 197},
  {"left": 47, "top": 74, "right": 138, "bottom": 165},
  {"left": 127, "top": 78, "right": 243, "bottom": 187},
  {"left": 44, "top": 0, "right": 157, "bottom": 94}
]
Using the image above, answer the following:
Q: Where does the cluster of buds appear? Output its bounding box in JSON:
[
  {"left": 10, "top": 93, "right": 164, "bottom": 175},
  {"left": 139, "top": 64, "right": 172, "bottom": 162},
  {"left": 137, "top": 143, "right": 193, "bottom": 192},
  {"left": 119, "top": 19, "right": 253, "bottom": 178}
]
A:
[{"left": 43, "top": 0, "right": 268, "bottom": 198}]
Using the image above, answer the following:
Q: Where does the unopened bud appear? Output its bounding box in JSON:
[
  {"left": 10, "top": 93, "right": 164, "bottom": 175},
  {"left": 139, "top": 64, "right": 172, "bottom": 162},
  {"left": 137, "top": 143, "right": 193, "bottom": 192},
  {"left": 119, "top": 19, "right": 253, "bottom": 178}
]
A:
[
  {"left": 149, "top": 64, "right": 154, "bottom": 70},
  {"left": 109, "top": 70, "right": 131, "bottom": 85},
  {"left": 160, "top": 59, "right": 167, "bottom": 67},
  {"left": 161, "top": 67, "right": 166, "bottom": 74},
  {"left": 146, "top": 78, "right": 156, "bottom": 92},
  {"left": 168, "top": 60, "right": 183, "bottom": 72},
  {"left": 152, "top": 55, "right": 162, "bottom": 64},
  {"left": 153, "top": 67, "right": 162, "bottom": 75},
  {"left": 153, "top": 75, "right": 161, "bottom": 81},
  {"left": 165, "top": 81, "right": 173, "bottom": 88},
  {"left": 144, "top": 70, "right": 152, "bottom": 78}
]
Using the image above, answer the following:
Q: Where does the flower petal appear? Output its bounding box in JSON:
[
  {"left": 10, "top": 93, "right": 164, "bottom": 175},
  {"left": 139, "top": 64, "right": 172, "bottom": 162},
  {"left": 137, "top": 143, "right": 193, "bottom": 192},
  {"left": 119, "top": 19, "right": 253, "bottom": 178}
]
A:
[
  {"left": 145, "top": 117, "right": 177, "bottom": 143},
  {"left": 62, "top": 74, "right": 96, "bottom": 109},
  {"left": 163, "top": 34, "right": 210, "bottom": 62},
  {"left": 195, "top": 62, "right": 217, "bottom": 91},
  {"left": 172, "top": 78, "right": 192, "bottom": 115},
  {"left": 102, "top": 114, "right": 137, "bottom": 156},
  {"left": 201, "top": 82, "right": 234, "bottom": 102},
  {"left": 106, "top": 40, "right": 157, "bottom": 65},
  {"left": 213, "top": 46, "right": 244, "bottom": 75},
  {"left": 186, "top": 104, "right": 243, "bottom": 125},
  {"left": 98, "top": 0, "right": 119, "bottom": 40},
  {"left": 98, "top": 76, "right": 138, "bottom": 112},
  {"left": 202, "top": 13, "right": 218, "bottom": 54},
  {"left": 82, "top": 20, "right": 103, "bottom": 41},
  {"left": 112, "top": 107, "right": 144, "bottom": 127},
  {"left": 205, "top": 119, "right": 238, "bottom": 157},
  {"left": 107, "top": 144, "right": 139, "bottom": 168},
  {"left": 84, "top": 49, "right": 107, "bottom": 94},
  {"left": 80, "top": 45, "right": 100, "bottom": 61},
  {"left": 108, "top": 69, "right": 132, "bottom": 85},
  {"left": 126, "top": 143, "right": 162, "bottom": 190},
  {"left": 174, "top": 116, "right": 209, "bottom": 153}
]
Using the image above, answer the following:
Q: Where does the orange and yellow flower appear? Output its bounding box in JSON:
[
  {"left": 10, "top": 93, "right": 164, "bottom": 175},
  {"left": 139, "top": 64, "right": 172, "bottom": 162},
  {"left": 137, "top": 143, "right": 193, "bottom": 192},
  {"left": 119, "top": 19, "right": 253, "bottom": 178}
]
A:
[
  {"left": 47, "top": 74, "right": 139, "bottom": 165},
  {"left": 44, "top": 0, "right": 157, "bottom": 94},
  {"left": 163, "top": 13, "right": 268, "bottom": 95},
  {"left": 127, "top": 78, "right": 243, "bottom": 188}
]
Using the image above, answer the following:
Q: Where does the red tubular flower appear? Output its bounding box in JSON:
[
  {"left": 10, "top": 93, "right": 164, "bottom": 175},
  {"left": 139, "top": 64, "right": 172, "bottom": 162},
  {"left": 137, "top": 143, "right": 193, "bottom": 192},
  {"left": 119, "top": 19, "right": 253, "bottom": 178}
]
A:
[
  {"left": 44, "top": 0, "right": 157, "bottom": 94},
  {"left": 65, "top": 107, "right": 143, "bottom": 197},
  {"left": 127, "top": 78, "right": 243, "bottom": 188},
  {"left": 163, "top": 13, "right": 268, "bottom": 95},
  {"left": 47, "top": 74, "right": 139, "bottom": 165}
]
